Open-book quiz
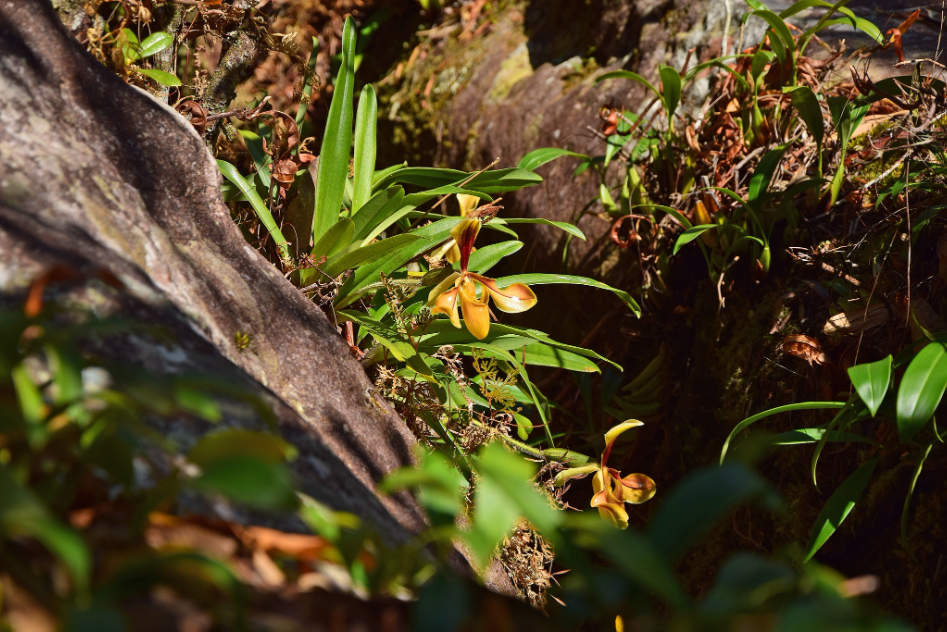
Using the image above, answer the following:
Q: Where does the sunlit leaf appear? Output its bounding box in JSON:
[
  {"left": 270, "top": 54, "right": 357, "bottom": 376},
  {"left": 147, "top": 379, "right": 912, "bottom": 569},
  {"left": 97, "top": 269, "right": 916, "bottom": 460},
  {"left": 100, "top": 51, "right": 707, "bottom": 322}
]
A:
[
  {"left": 137, "top": 32, "right": 173, "bottom": 58},
  {"left": 491, "top": 273, "right": 641, "bottom": 316},
  {"left": 217, "top": 159, "right": 290, "bottom": 261},
  {"left": 896, "top": 342, "right": 947, "bottom": 442},
  {"left": 352, "top": 85, "right": 377, "bottom": 214},
  {"left": 721, "top": 401, "right": 847, "bottom": 463},
  {"left": 517, "top": 147, "right": 589, "bottom": 172},
  {"left": 312, "top": 16, "right": 356, "bottom": 244},
  {"left": 137, "top": 68, "right": 181, "bottom": 87},
  {"left": 673, "top": 224, "right": 718, "bottom": 255},
  {"left": 847, "top": 355, "right": 892, "bottom": 417}
]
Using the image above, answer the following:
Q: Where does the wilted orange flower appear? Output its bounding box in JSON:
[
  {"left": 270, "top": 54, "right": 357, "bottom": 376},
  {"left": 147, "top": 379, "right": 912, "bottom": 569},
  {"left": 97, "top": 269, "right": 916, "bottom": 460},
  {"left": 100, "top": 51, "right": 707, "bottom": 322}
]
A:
[
  {"left": 589, "top": 420, "right": 656, "bottom": 529},
  {"left": 427, "top": 214, "right": 537, "bottom": 340}
]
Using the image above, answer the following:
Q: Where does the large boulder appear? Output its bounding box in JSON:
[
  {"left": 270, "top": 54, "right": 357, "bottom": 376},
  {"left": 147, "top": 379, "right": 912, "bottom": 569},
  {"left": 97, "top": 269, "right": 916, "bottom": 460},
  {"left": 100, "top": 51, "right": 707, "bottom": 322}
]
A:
[{"left": 0, "top": 0, "right": 424, "bottom": 543}]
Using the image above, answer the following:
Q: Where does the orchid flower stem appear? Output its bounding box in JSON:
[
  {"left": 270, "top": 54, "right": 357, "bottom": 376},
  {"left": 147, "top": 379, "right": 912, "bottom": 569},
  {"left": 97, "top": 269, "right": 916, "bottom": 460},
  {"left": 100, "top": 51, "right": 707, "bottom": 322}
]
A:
[{"left": 468, "top": 419, "right": 592, "bottom": 465}]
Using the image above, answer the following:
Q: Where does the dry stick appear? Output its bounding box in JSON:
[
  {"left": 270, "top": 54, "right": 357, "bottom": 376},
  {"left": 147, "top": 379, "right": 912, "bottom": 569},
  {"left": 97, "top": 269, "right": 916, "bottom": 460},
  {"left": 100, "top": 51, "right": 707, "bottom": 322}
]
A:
[
  {"left": 428, "top": 157, "right": 500, "bottom": 215},
  {"left": 905, "top": 161, "right": 912, "bottom": 331}
]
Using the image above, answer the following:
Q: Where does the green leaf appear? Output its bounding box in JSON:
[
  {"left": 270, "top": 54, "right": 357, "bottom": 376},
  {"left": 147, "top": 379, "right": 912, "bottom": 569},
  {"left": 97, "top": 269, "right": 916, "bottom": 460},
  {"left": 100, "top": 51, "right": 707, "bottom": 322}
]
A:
[
  {"left": 238, "top": 130, "right": 272, "bottom": 188},
  {"left": 137, "top": 32, "right": 173, "bottom": 58},
  {"left": 805, "top": 457, "right": 878, "bottom": 561},
  {"left": 417, "top": 320, "right": 618, "bottom": 370},
  {"left": 374, "top": 167, "right": 542, "bottom": 194},
  {"left": 216, "top": 160, "right": 290, "bottom": 262},
  {"left": 188, "top": 429, "right": 297, "bottom": 467},
  {"left": 595, "top": 70, "right": 665, "bottom": 108},
  {"left": 137, "top": 68, "right": 181, "bottom": 87},
  {"left": 0, "top": 465, "right": 90, "bottom": 593},
  {"left": 352, "top": 85, "right": 377, "bottom": 214},
  {"left": 321, "top": 233, "right": 422, "bottom": 278},
  {"left": 311, "top": 218, "right": 355, "bottom": 262},
  {"left": 517, "top": 147, "right": 589, "bottom": 172},
  {"left": 720, "top": 401, "right": 847, "bottom": 463},
  {"left": 764, "top": 428, "right": 875, "bottom": 446},
  {"left": 901, "top": 443, "right": 932, "bottom": 546},
  {"left": 311, "top": 16, "right": 356, "bottom": 244},
  {"left": 658, "top": 64, "right": 682, "bottom": 121},
  {"left": 896, "top": 342, "right": 947, "bottom": 443},
  {"left": 673, "top": 224, "right": 717, "bottom": 255},
  {"left": 352, "top": 186, "right": 405, "bottom": 239},
  {"left": 647, "top": 463, "right": 777, "bottom": 560},
  {"left": 785, "top": 86, "right": 824, "bottom": 148},
  {"left": 174, "top": 386, "right": 221, "bottom": 422},
  {"left": 491, "top": 273, "right": 641, "bottom": 317},
  {"left": 192, "top": 456, "right": 297, "bottom": 510},
  {"left": 494, "top": 217, "right": 586, "bottom": 240},
  {"left": 334, "top": 218, "right": 460, "bottom": 307},
  {"left": 338, "top": 311, "right": 437, "bottom": 381},
  {"left": 466, "top": 241, "right": 522, "bottom": 274},
  {"left": 745, "top": 9, "right": 797, "bottom": 57},
  {"left": 847, "top": 355, "right": 892, "bottom": 417},
  {"left": 46, "top": 345, "right": 83, "bottom": 405},
  {"left": 748, "top": 144, "right": 789, "bottom": 208}
]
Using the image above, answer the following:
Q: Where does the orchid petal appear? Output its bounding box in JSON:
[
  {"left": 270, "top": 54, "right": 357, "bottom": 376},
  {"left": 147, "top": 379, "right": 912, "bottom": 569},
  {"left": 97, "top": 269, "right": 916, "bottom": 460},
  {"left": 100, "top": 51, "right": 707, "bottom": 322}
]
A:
[
  {"left": 456, "top": 193, "right": 480, "bottom": 217},
  {"left": 471, "top": 274, "right": 538, "bottom": 314},
  {"left": 426, "top": 271, "right": 460, "bottom": 304},
  {"left": 591, "top": 496, "right": 630, "bottom": 529},
  {"left": 619, "top": 473, "right": 656, "bottom": 505},
  {"left": 459, "top": 277, "right": 491, "bottom": 339},
  {"left": 432, "top": 286, "right": 461, "bottom": 328}
]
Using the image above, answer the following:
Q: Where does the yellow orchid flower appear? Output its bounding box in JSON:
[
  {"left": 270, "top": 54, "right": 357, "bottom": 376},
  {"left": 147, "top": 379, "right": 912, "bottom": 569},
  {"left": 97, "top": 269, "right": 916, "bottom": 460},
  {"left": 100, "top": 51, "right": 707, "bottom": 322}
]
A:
[
  {"left": 589, "top": 420, "right": 656, "bottom": 529},
  {"left": 428, "top": 194, "right": 481, "bottom": 264},
  {"left": 426, "top": 216, "right": 537, "bottom": 340}
]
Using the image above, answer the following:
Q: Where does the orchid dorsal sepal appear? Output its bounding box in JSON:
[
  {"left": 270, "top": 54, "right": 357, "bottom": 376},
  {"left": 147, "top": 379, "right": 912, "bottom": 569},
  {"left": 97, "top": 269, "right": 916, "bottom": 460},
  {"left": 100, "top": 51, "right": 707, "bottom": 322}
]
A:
[{"left": 604, "top": 419, "right": 644, "bottom": 447}]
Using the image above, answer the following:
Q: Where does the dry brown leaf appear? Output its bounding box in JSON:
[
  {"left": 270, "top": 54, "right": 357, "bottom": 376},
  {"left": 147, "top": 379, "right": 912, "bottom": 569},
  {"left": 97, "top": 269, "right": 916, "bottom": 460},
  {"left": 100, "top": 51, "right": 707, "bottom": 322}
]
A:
[
  {"left": 238, "top": 525, "right": 329, "bottom": 561},
  {"left": 782, "top": 334, "right": 827, "bottom": 365}
]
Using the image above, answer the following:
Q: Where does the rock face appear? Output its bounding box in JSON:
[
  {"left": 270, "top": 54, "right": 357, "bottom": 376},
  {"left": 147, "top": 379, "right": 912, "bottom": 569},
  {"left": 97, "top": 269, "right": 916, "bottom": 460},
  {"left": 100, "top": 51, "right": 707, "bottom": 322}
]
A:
[
  {"left": 0, "top": 0, "right": 423, "bottom": 542},
  {"left": 383, "top": 0, "right": 740, "bottom": 278}
]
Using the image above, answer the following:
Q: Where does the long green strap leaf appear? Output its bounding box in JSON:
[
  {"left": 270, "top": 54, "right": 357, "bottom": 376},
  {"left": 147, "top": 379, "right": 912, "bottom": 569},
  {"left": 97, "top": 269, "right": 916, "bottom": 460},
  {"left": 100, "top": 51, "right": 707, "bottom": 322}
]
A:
[
  {"left": 311, "top": 16, "right": 356, "bottom": 245},
  {"left": 217, "top": 159, "right": 290, "bottom": 262},
  {"left": 720, "top": 401, "right": 847, "bottom": 464},
  {"left": 492, "top": 273, "right": 641, "bottom": 317},
  {"left": 352, "top": 85, "right": 377, "bottom": 214},
  {"left": 805, "top": 457, "right": 878, "bottom": 561}
]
